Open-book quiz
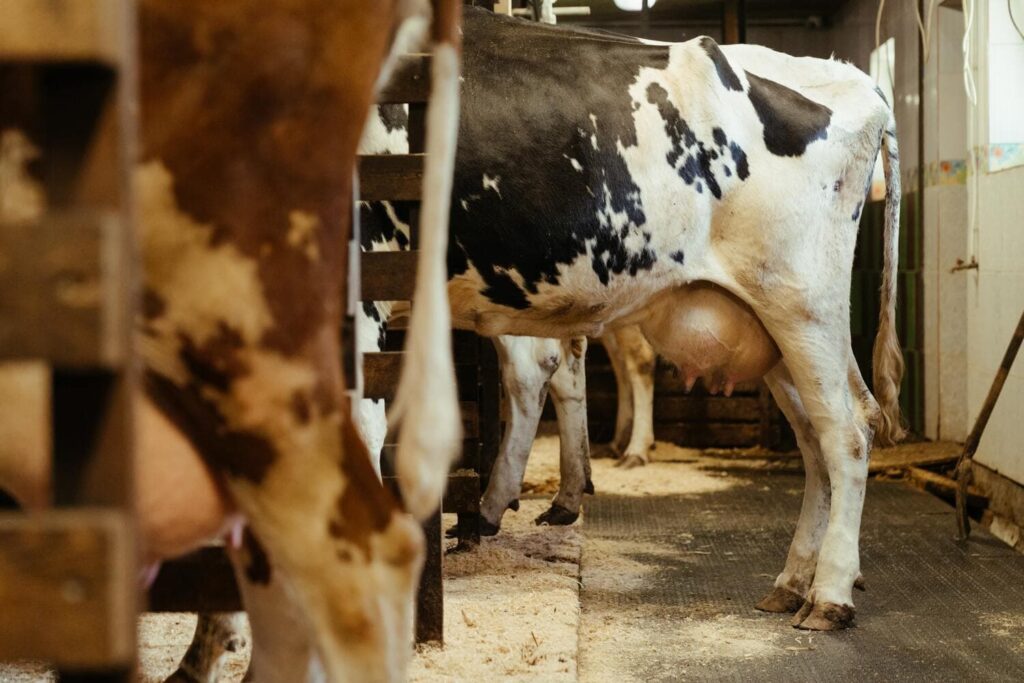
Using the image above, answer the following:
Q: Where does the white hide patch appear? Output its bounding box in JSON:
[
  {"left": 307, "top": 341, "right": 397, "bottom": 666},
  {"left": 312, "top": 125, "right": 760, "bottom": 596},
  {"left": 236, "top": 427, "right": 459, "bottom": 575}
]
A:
[
  {"left": 563, "top": 154, "right": 584, "bottom": 173},
  {"left": 287, "top": 210, "right": 321, "bottom": 261},
  {"left": 137, "top": 161, "right": 274, "bottom": 384},
  {"left": 0, "top": 129, "right": 45, "bottom": 223},
  {"left": 482, "top": 173, "right": 502, "bottom": 198}
]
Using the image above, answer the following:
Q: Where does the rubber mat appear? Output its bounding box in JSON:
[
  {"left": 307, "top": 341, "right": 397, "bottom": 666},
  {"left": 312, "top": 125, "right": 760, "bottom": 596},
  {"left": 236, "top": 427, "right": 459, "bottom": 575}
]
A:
[{"left": 579, "top": 473, "right": 1024, "bottom": 682}]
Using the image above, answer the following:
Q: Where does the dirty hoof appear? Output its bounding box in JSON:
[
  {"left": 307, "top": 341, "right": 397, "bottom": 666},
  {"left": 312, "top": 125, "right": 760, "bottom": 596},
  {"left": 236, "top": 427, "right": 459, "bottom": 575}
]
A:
[
  {"left": 854, "top": 575, "right": 866, "bottom": 591},
  {"left": 584, "top": 478, "right": 595, "bottom": 495},
  {"left": 792, "top": 601, "right": 856, "bottom": 630},
  {"left": 445, "top": 518, "right": 502, "bottom": 538},
  {"left": 591, "top": 443, "right": 621, "bottom": 459},
  {"left": 535, "top": 504, "right": 579, "bottom": 526},
  {"left": 508, "top": 499, "right": 520, "bottom": 512},
  {"left": 615, "top": 453, "right": 647, "bottom": 469},
  {"left": 755, "top": 586, "right": 805, "bottom": 613}
]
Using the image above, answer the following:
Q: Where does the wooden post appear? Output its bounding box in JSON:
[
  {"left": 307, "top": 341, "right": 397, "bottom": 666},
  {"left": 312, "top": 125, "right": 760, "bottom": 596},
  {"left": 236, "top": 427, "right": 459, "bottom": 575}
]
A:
[
  {"left": 723, "top": 0, "right": 746, "bottom": 44},
  {"left": 0, "top": 1, "right": 138, "bottom": 678}
]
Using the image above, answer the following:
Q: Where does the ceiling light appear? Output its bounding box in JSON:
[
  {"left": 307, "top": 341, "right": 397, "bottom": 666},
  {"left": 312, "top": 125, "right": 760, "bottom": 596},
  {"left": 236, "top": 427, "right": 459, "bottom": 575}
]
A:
[{"left": 613, "top": 0, "right": 657, "bottom": 11}]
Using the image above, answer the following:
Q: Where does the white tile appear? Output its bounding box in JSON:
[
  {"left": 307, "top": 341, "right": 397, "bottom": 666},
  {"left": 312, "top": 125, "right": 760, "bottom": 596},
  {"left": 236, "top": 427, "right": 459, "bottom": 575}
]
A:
[
  {"left": 987, "top": 44, "right": 1024, "bottom": 143},
  {"left": 937, "top": 71, "right": 968, "bottom": 159}
]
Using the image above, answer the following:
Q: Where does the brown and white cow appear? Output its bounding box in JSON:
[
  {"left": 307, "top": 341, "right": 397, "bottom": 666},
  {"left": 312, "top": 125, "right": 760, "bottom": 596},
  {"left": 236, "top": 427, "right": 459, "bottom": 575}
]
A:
[{"left": 0, "top": 0, "right": 463, "bottom": 679}]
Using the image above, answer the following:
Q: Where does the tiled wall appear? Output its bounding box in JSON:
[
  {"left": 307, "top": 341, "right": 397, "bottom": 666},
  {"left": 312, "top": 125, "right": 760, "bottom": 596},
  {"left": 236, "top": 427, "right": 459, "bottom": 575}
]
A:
[
  {"left": 922, "top": 7, "right": 969, "bottom": 442},
  {"left": 964, "top": 1, "right": 1024, "bottom": 486},
  {"left": 830, "top": 0, "right": 926, "bottom": 433}
]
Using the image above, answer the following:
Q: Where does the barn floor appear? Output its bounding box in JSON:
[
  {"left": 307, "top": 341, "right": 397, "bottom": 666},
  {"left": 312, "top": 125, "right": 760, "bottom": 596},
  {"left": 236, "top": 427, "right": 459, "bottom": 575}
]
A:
[
  {"left": 4, "top": 439, "right": 1024, "bottom": 682},
  {"left": 577, "top": 448, "right": 1024, "bottom": 682}
]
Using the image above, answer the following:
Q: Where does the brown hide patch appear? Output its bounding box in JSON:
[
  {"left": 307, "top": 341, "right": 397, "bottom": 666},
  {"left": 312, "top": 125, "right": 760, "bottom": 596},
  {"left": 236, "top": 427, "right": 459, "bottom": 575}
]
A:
[
  {"left": 145, "top": 370, "right": 278, "bottom": 483},
  {"left": 327, "top": 418, "right": 398, "bottom": 557},
  {"left": 242, "top": 527, "right": 272, "bottom": 585},
  {"left": 138, "top": 1, "right": 404, "bottom": 360},
  {"left": 290, "top": 389, "right": 312, "bottom": 425},
  {"left": 177, "top": 324, "right": 248, "bottom": 393},
  {"left": 142, "top": 288, "right": 167, "bottom": 320}
]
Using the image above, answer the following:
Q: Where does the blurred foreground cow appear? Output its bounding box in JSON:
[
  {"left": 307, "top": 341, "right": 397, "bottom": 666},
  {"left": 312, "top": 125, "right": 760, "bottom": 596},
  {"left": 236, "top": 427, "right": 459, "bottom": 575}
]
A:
[
  {"left": 0, "top": 0, "right": 463, "bottom": 679},
  {"left": 439, "top": 8, "right": 904, "bottom": 629}
]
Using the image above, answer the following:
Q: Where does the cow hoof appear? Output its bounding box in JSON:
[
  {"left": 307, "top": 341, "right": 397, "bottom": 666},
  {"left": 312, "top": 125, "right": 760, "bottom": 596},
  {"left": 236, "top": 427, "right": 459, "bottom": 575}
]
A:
[
  {"left": 584, "top": 478, "right": 595, "bottom": 495},
  {"left": 508, "top": 499, "right": 520, "bottom": 512},
  {"left": 793, "top": 601, "right": 856, "bottom": 631},
  {"left": 592, "top": 443, "right": 621, "bottom": 459},
  {"left": 535, "top": 504, "right": 579, "bottom": 526},
  {"left": 480, "top": 518, "right": 501, "bottom": 536},
  {"left": 755, "top": 586, "right": 805, "bottom": 613},
  {"left": 444, "top": 524, "right": 459, "bottom": 539},
  {"left": 854, "top": 575, "right": 866, "bottom": 591},
  {"left": 615, "top": 453, "right": 647, "bottom": 469}
]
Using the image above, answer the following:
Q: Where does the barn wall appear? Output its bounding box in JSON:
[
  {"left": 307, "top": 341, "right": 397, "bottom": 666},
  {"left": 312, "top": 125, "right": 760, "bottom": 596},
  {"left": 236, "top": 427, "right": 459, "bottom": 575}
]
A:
[
  {"left": 921, "top": 6, "right": 970, "bottom": 442},
  {"left": 829, "top": 0, "right": 927, "bottom": 434},
  {"left": 964, "top": 1, "right": 1024, "bottom": 487}
]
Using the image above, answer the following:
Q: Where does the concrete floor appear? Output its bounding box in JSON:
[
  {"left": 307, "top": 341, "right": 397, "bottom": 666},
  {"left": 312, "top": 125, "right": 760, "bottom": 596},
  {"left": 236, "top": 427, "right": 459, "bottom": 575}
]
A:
[{"left": 579, "top": 472, "right": 1024, "bottom": 682}]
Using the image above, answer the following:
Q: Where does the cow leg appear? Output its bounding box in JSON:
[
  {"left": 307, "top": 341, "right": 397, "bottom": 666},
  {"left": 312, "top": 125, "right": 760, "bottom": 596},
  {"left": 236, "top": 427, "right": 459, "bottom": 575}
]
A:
[
  {"left": 165, "top": 613, "right": 248, "bottom": 683},
  {"left": 479, "top": 336, "right": 559, "bottom": 533},
  {"left": 594, "top": 331, "right": 632, "bottom": 459},
  {"left": 755, "top": 362, "right": 829, "bottom": 614},
  {"left": 537, "top": 337, "right": 591, "bottom": 526},
  {"left": 613, "top": 325, "right": 656, "bottom": 469},
  {"left": 766, "top": 325, "right": 875, "bottom": 631}
]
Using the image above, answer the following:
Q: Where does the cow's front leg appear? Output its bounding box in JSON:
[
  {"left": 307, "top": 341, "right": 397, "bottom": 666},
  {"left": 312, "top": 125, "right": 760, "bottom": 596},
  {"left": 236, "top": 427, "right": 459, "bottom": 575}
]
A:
[
  {"left": 612, "top": 326, "right": 656, "bottom": 469},
  {"left": 770, "top": 329, "right": 874, "bottom": 631},
  {"left": 479, "top": 336, "right": 559, "bottom": 533},
  {"left": 755, "top": 363, "right": 829, "bottom": 614},
  {"left": 165, "top": 612, "right": 248, "bottom": 683},
  {"left": 537, "top": 337, "right": 591, "bottom": 526}
]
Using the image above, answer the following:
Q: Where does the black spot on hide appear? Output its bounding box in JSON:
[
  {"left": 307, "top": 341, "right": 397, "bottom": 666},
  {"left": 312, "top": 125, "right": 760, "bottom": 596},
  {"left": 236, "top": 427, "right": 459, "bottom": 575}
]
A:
[
  {"left": 745, "top": 71, "right": 832, "bottom": 157},
  {"left": 444, "top": 8, "right": 667, "bottom": 304},
  {"left": 647, "top": 83, "right": 748, "bottom": 200},
  {"left": 699, "top": 37, "right": 743, "bottom": 92},
  {"left": 378, "top": 104, "right": 408, "bottom": 133}
]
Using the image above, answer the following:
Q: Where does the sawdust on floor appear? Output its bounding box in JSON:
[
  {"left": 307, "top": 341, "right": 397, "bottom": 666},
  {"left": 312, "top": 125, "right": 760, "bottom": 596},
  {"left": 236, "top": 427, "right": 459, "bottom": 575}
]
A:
[{"left": 411, "top": 499, "right": 582, "bottom": 682}]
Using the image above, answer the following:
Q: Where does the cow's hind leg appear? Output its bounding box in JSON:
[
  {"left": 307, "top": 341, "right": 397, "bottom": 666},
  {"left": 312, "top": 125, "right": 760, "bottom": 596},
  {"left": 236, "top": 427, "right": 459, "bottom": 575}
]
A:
[
  {"left": 537, "top": 337, "right": 591, "bottom": 526},
  {"left": 478, "top": 336, "right": 559, "bottom": 533},
  {"left": 766, "top": 324, "right": 876, "bottom": 631},
  {"left": 613, "top": 326, "right": 656, "bottom": 469},
  {"left": 755, "top": 363, "right": 829, "bottom": 614},
  {"left": 593, "top": 331, "right": 632, "bottom": 459}
]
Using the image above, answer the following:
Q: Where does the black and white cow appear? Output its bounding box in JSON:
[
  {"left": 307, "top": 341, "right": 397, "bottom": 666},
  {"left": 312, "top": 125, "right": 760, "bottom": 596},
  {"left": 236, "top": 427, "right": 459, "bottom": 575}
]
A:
[
  {"left": 439, "top": 8, "right": 904, "bottom": 630},
  {"left": 358, "top": 105, "right": 594, "bottom": 532}
]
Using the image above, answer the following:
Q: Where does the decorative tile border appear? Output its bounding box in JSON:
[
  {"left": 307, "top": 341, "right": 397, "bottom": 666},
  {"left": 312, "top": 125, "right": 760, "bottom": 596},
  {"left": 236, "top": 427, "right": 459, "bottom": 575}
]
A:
[{"left": 924, "top": 159, "right": 968, "bottom": 187}]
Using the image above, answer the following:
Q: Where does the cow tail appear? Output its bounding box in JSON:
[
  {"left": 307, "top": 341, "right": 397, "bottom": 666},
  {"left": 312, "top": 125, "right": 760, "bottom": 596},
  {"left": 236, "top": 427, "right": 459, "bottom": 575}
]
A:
[
  {"left": 389, "top": 0, "right": 463, "bottom": 520},
  {"left": 872, "top": 113, "right": 906, "bottom": 446}
]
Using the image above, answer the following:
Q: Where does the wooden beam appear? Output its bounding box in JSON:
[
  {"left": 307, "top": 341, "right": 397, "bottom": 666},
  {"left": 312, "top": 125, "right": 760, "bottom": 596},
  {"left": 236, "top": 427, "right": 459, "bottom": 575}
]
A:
[
  {"left": 363, "top": 351, "right": 481, "bottom": 402},
  {"left": 0, "top": 511, "right": 134, "bottom": 668},
  {"left": 0, "top": 0, "right": 126, "bottom": 65},
  {"left": 358, "top": 154, "right": 425, "bottom": 202},
  {"left": 0, "top": 210, "right": 127, "bottom": 367},
  {"left": 360, "top": 251, "right": 418, "bottom": 302}
]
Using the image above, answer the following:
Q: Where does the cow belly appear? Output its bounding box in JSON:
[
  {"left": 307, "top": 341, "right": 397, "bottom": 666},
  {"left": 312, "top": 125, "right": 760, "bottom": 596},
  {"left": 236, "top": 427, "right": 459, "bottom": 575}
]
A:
[
  {"left": 0, "top": 365, "right": 234, "bottom": 562},
  {"left": 640, "top": 282, "right": 780, "bottom": 395},
  {"left": 136, "top": 395, "right": 238, "bottom": 562}
]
